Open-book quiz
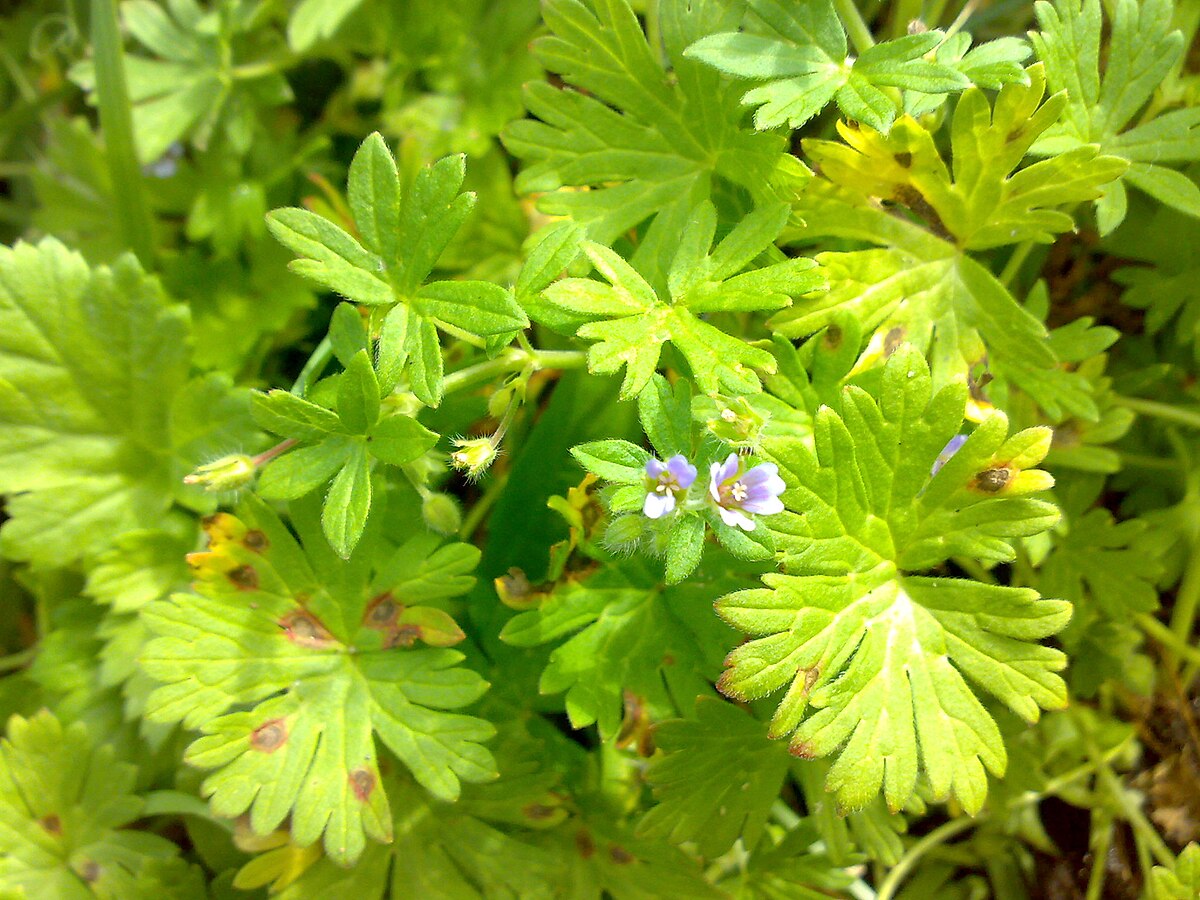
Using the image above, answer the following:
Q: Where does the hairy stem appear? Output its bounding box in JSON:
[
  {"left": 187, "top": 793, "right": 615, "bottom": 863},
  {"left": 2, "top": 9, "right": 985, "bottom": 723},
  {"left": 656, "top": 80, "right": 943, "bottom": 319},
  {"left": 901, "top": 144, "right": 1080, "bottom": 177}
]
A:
[{"left": 835, "top": 0, "right": 876, "bottom": 52}]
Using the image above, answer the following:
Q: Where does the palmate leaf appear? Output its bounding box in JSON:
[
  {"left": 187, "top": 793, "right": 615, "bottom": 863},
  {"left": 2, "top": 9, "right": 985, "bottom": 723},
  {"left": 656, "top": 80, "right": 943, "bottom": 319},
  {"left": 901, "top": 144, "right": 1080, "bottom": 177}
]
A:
[
  {"left": 500, "top": 557, "right": 742, "bottom": 740},
  {"left": 140, "top": 496, "right": 495, "bottom": 865},
  {"left": 772, "top": 65, "right": 1125, "bottom": 394},
  {"left": 715, "top": 348, "right": 1071, "bottom": 815},
  {"left": 0, "top": 239, "right": 251, "bottom": 567},
  {"left": 1031, "top": 0, "right": 1200, "bottom": 231},
  {"left": 71, "top": 0, "right": 291, "bottom": 163},
  {"left": 502, "top": 0, "right": 784, "bottom": 243},
  {"left": 541, "top": 200, "right": 823, "bottom": 398},
  {"left": 638, "top": 698, "right": 790, "bottom": 858},
  {"left": 267, "top": 133, "right": 528, "bottom": 406},
  {"left": 686, "top": 0, "right": 1027, "bottom": 133},
  {"left": 0, "top": 710, "right": 203, "bottom": 899}
]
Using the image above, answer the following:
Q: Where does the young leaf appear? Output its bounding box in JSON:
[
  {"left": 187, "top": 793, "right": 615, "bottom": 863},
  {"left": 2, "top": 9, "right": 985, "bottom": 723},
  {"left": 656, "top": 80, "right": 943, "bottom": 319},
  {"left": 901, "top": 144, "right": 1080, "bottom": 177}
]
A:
[
  {"left": 0, "top": 239, "right": 251, "bottom": 566},
  {"left": 774, "top": 65, "right": 1124, "bottom": 392},
  {"left": 502, "top": 0, "right": 784, "bottom": 243},
  {"left": 500, "top": 557, "right": 742, "bottom": 739},
  {"left": 267, "top": 135, "right": 529, "bottom": 406},
  {"left": 543, "top": 201, "right": 823, "bottom": 398},
  {"left": 140, "top": 498, "right": 495, "bottom": 864},
  {"left": 637, "top": 698, "right": 790, "bottom": 858},
  {"left": 686, "top": 0, "right": 1024, "bottom": 132},
  {"left": 1031, "top": 0, "right": 1200, "bottom": 230},
  {"left": 716, "top": 348, "right": 1070, "bottom": 815}
]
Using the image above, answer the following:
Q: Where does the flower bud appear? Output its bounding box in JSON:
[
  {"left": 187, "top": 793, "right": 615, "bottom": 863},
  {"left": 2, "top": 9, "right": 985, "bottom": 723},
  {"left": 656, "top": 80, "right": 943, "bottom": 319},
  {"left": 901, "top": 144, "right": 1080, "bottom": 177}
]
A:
[
  {"left": 450, "top": 437, "right": 499, "bottom": 480},
  {"left": 422, "top": 492, "right": 462, "bottom": 535},
  {"left": 706, "top": 396, "right": 767, "bottom": 448},
  {"left": 183, "top": 454, "right": 256, "bottom": 493}
]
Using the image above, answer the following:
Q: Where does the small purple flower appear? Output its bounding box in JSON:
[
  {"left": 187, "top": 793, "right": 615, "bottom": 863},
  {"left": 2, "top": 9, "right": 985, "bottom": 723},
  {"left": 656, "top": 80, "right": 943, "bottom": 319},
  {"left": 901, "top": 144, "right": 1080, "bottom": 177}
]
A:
[
  {"left": 709, "top": 453, "right": 785, "bottom": 532},
  {"left": 931, "top": 434, "right": 968, "bottom": 477},
  {"left": 643, "top": 454, "right": 697, "bottom": 519}
]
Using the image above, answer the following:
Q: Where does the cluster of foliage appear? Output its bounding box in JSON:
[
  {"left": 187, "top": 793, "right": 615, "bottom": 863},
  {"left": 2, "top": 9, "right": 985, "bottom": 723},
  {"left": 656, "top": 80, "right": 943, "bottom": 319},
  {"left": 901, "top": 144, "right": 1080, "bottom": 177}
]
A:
[{"left": 3, "top": 0, "right": 1200, "bottom": 896}]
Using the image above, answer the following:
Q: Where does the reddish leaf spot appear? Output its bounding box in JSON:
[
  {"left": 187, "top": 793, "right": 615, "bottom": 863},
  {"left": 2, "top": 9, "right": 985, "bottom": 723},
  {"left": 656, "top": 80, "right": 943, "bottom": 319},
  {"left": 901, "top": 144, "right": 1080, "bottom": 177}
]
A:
[
  {"left": 349, "top": 768, "right": 375, "bottom": 802},
  {"left": 523, "top": 802, "right": 556, "bottom": 821},
  {"left": 788, "top": 742, "right": 817, "bottom": 760},
  {"left": 227, "top": 564, "right": 258, "bottom": 591},
  {"left": 242, "top": 529, "right": 269, "bottom": 553},
  {"left": 574, "top": 828, "right": 595, "bottom": 859},
  {"left": 715, "top": 670, "right": 745, "bottom": 701},
  {"left": 250, "top": 719, "right": 287, "bottom": 753},
  {"left": 79, "top": 860, "right": 101, "bottom": 883},
  {"left": 609, "top": 844, "right": 635, "bottom": 865},
  {"left": 279, "top": 611, "right": 337, "bottom": 649},
  {"left": 38, "top": 813, "right": 61, "bottom": 835},
  {"left": 363, "top": 592, "right": 401, "bottom": 629}
]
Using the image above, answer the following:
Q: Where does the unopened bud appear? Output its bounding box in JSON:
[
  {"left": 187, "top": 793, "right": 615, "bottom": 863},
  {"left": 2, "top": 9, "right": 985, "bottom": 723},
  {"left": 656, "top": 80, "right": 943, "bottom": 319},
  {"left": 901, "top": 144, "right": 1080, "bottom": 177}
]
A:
[
  {"left": 422, "top": 492, "right": 462, "bottom": 535},
  {"left": 183, "top": 454, "right": 256, "bottom": 492},
  {"left": 707, "top": 396, "right": 767, "bottom": 448}
]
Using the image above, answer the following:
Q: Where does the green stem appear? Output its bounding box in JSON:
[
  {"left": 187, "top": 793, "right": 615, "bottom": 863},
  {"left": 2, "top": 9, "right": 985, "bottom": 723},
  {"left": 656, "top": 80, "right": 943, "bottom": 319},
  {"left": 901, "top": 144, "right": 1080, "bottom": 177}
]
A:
[
  {"left": 1116, "top": 396, "right": 1200, "bottom": 430},
  {"left": 875, "top": 816, "right": 976, "bottom": 900},
  {"left": 1168, "top": 538, "right": 1200, "bottom": 647},
  {"left": 90, "top": 0, "right": 155, "bottom": 267},
  {"left": 1139, "top": 612, "right": 1200, "bottom": 669},
  {"left": 290, "top": 336, "right": 333, "bottom": 396},
  {"left": 1084, "top": 817, "right": 1113, "bottom": 900},
  {"left": 459, "top": 470, "right": 509, "bottom": 540},
  {"left": 834, "top": 0, "right": 876, "bottom": 53},
  {"left": 0, "top": 646, "right": 36, "bottom": 673},
  {"left": 1000, "top": 240, "right": 1035, "bottom": 289},
  {"left": 441, "top": 349, "right": 586, "bottom": 397},
  {"left": 1118, "top": 452, "right": 1182, "bottom": 473}
]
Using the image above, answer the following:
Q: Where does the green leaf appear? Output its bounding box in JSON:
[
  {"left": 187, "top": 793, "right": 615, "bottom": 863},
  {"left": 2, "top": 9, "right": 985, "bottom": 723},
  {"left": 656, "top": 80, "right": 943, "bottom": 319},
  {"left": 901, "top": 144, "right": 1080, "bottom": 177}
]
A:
[
  {"left": 0, "top": 710, "right": 203, "bottom": 898},
  {"left": 251, "top": 389, "right": 343, "bottom": 441},
  {"left": 1150, "top": 843, "right": 1200, "bottom": 900},
  {"left": 367, "top": 415, "right": 438, "bottom": 466},
  {"left": 687, "top": 1, "right": 1017, "bottom": 132},
  {"left": 500, "top": 557, "right": 740, "bottom": 739},
  {"left": 323, "top": 441, "right": 372, "bottom": 558},
  {"left": 546, "top": 201, "right": 822, "bottom": 398},
  {"left": 269, "top": 135, "right": 528, "bottom": 407},
  {"left": 664, "top": 514, "right": 706, "bottom": 585},
  {"left": 0, "top": 239, "right": 250, "bottom": 565},
  {"left": 329, "top": 302, "right": 370, "bottom": 368},
  {"left": 288, "top": 0, "right": 367, "bottom": 52},
  {"left": 775, "top": 65, "right": 1122, "bottom": 392},
  {"left": 502, "top": 0, "right": 784, "bottom": 242},
  {"left": 715, "top": 348, "right": 1070, "bottom": 815},
  {"left": 336, "top": 350, "right": 382, "bottom": 435},
  {"left": 637, "top": 374, "right": 692, "bottom": 459},
  {"left": 638, "top": 699, "right": 790, "bottom": 857},
  {"left": 256, "top": 438, "right": 355, "bottom": 501},
  {"left": 140, "top": 499, "right": 495, "bottom": 865},
  {"left": 570, "top": 440, "right": 650, "bottom": 484},
  {"left": 1032, "top": 0, "right": 1197, "bottom": 230},
  {"left": 70, "top": 1, "right": 291, "bottom": 163}
]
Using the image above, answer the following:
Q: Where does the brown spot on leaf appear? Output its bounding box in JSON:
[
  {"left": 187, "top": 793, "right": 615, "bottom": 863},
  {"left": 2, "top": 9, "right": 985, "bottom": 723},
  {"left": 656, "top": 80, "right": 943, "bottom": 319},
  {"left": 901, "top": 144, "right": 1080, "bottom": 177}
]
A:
[
  {"left": 79, "top": 860, "right": 101, "bottom": 883},
  {"left": 279, "top": 611, "right": 337, "bottom": 649},
  {"left": 971, "top": 466, "right": 1012, "bottom": 493},
  {"left": 804, "top": 667, "right": 820, "bottom": 694},
  {"left": 227, "top": 565, "right": 258, "bottom": 591},
  {"left": 883, "top": 326, "right": 906, "bottom": 356},
  {"left": 363, "top": 593, "right": 400, "bottom": 629},
  {"left": 387, "top": 623, "right": 421, "bottom": 648},
  {"left": 822, "top": 323, "right": 843, "bottom": 350},
  {"left": 242, "top": 529, "right": 269, "bottom": 553},
  {"left": 349, "top": 768, "right": 375, "bottom": 802},
  {"left": 894, "top": 151, "right": 912, "bottom": 168},
  {"left": 523, "top": 802, "right": 557, "bottom": 821},
  {"left": 609, "top": 844, "right": 635, "bottom": 865},
  {"left": 575, "top": 828, "right": 595, "bottom": 859},
  {"left": 789, "top": 742, "right": 818, "bottom": 759},
  {"left": 250, "top": 719, "right": 287, "bottom": 753},
  {"left": 39, "top": 814, "right": 61, "bottom": 835}
]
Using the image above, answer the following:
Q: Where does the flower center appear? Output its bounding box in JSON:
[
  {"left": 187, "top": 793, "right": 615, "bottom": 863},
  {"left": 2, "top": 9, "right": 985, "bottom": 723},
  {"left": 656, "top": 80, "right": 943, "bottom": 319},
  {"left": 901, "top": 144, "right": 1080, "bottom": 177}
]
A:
[{"left": 730, "top": 481, "right": 748, "bottom": 503}]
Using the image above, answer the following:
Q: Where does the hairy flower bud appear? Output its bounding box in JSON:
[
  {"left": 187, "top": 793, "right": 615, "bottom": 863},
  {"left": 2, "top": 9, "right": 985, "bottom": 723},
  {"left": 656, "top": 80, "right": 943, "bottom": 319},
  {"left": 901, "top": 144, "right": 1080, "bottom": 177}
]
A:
[
  {"left": 450, "top": 437, "right": 499, "bottom": 480},
  {"left": 183, "top": 454, "right": 256, "bottom": 493}
]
